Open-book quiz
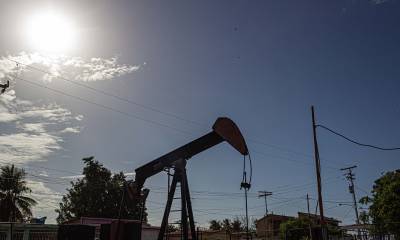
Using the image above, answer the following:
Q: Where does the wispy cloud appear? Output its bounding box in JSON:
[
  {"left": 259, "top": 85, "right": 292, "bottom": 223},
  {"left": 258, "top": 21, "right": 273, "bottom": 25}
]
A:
[
  {"left": 0, "top": 133, "right": 61, "bottom": 164},
  {"left": 60, "top": 172, "right": 135, "bottom": 180},
  {"left": 60, "top": 127, "right": 81, "bottom": 134},
  {"left": 19, "top": 123, "right": 46, "bottom": 133},
  {"left": 27, "top": 180, "right": 62, "bottom": 221},
  {"left": 0, "top": 52, "right": 141, "bottom": 82},
  {"left": 370, "top": 0, "right": 390, "bottom": 4},
  {"left": 0, "top": 90, "right": 81, "bottom": 164},
  {"left": 59, "top": 174, "right": 84, "bottom": 179},
  {"left": 0, "top": 51, "right": 141, "bottom": 223}
]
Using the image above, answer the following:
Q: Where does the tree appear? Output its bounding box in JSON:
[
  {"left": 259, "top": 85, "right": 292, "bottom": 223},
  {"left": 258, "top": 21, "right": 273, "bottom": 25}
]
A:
[
  {"left": 360, "top": 169, "right": 400, "bottom": 238},
  {"left": 0, "top": 165, "right": 37, "bottom": 222},
  {"left": 280, "top": 218, "right": 311, "bottom": 240},
  {"left": 209, "top": 219, "right": 222, "bottom": 230},
  {"left": 280, "top": 217, "right": 340, "bottom": 240},
  {"left": 208, "top": 217, "right": 245, "bottom": 233},
  {"left": 359, "top": 211, "right": 370, "bottom": 225},
  {"left": 167, "top": 224, "right": 179, "bottom": 233},
  {"left": 56, "top": 156, "right": 146, "bottom": 223},
  {"left": 232, "top": 217, "right": 244, "bottom": 232},
  {"left": 221, "top": 218, "right": 232, "bottom": 233}
]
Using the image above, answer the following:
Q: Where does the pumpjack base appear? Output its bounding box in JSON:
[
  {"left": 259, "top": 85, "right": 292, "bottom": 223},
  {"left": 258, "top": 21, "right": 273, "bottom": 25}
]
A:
[{"left": 158, "top": 159, "right": 196, "bottom": 240}]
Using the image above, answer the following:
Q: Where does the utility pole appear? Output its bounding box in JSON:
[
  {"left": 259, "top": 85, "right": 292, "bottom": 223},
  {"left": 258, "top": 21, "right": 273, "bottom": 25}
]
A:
[
  {"left": 164, "top": 167, "right": 172, "bottom": 240},
  {"left": 341, "top": 165, "right": 361, "bottom": 239},
  {"left": 311, "top": 106, "right": 327, "bottom": 240},
  {"left": 307, "top": 194, "right": 313, "bottom": 240},
  {"left": 258, "top": 191, "right": 272, "bottom": 240}
]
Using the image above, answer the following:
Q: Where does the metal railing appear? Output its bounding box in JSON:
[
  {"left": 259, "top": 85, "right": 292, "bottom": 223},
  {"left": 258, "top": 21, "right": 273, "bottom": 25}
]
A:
[{"left": 0, "top": 223, "right": 58, "bottom": 240}]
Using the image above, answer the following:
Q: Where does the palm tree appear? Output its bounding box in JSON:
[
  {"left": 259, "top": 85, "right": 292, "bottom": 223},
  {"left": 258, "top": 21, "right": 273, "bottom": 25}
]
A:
[{"left": 0, "top": 165, "right": 37, "bottom": 222}]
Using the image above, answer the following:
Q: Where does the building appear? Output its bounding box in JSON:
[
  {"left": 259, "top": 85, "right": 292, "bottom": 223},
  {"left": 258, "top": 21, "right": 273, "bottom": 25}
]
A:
[
  {"left": 0, "top": 218, "right": 160, "bottom": 240},
  {"left": 167, "top": 230, "right": 227, "bottom": 240},
  {"left": 64, "top": 217, "right": 160, "bottom": 240},
  {"left": 255, "top": 213, "right": 341, "bottom": 240},
  {"left": 297, "top": 212, "right": 340, "bottom": 227},
  {"left": 255, "top": 214, "right": 294, "bottom": 240},
  {"left": 166, "top": 229, "right": 255, "bottom": 240}
]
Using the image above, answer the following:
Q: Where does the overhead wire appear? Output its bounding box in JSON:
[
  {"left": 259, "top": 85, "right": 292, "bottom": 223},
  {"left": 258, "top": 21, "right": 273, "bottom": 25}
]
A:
[
  {"left": 3, "top": 63, "right": 372, "bottom": 224},
  {"left": 9, "top": 59, "right": 334, "bottom": 167},
  {"left": 9, "top": 59, "right": 206, "bottom": 128},
  {"left": 6, "top": 62, "right": 353, "bottom": 179},
  {"left": 16, "top": 76, "right": 192, "bottom": 135},
  {"left": 317, "top": 124, "right": 400, "bottom": 151}
]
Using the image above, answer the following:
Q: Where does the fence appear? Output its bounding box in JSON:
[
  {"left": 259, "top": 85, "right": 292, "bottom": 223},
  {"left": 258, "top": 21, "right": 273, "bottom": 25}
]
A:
[{"left": 0, "top": 223, "right": 58, "bottom": 240}]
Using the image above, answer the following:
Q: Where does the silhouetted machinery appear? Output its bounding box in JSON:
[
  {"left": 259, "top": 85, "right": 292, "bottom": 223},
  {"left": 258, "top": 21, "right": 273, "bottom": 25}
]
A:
[{"left": 127, "top": 117, "right": 249, "bottom": 240}]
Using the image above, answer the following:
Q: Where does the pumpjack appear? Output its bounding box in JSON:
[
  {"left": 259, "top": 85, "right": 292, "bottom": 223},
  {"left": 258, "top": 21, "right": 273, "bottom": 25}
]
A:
[{"left": 127, "top": 117, "right": 249, "bottom": 240}]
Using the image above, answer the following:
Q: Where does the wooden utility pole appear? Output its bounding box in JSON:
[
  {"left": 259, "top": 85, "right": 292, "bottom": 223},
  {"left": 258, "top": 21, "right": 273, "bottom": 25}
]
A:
[
  {"left": 307, "top": 194, "right": 313, "bottom": 240},
  {"left": 258, "top": 191, "right": 272, "bottom": 240},
  {"left": 311, "top": 106, "right": 327, "bottom": 240},
  {"left": 341, "top": 165, "right": 361, "bottom": 239}
]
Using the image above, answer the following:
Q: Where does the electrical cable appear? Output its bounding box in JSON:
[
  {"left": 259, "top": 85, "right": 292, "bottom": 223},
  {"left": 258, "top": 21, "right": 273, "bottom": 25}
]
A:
[
  {"left": 16, "top": 76, "right": 192, "bottom": 135},
  {"left": 10, "top": 58, "right": 330, "bottom": 164},
  {"left": 5, "top": 64, "right": 350, "bottom": 178},
  {"left": 316, "top": 124, "right": 400, "bottom": 151},
  {"left": 9, "top": 59, "right": 206, "bottom": 128}
]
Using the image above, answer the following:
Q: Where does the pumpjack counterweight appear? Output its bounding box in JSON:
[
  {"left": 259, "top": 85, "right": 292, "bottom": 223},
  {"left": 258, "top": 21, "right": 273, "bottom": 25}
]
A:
[{"left": 127, "top": 117, "right": 248, "bottom": 240}]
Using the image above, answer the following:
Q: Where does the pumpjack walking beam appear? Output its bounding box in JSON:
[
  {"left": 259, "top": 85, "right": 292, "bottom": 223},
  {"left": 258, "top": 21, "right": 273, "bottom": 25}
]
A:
[{"left": 127, "top": 117, "right": 249, "bottom": 240}]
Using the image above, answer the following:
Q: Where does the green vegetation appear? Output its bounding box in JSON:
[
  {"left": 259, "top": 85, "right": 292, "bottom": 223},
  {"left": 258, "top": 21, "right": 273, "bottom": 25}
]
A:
[
  {"left": 360, "top": 169, "right": 400, "bottom": 238},
  {"left": 280, "top": 218, "right": 312, "bottom": 240},
  {"left": 280, "top": 218, "right": 341, "bottom": 240},
  {"left": 208, "top": 217, "right": 244, "bottom": 232},
  {"left": 208, "top": 217, "right": 256, "bottom": 233},
  {"left": 56, "top": 156, "right": 146, "bottom": 223},
  {"left": 209, "top": 219, "right": 222, "bottom": 230},
  {"left": 0, "top": 165, "right": 37, "bottom": 222},
  {"left": 167, "top": 224, "right": 179, "bottom": 233}
]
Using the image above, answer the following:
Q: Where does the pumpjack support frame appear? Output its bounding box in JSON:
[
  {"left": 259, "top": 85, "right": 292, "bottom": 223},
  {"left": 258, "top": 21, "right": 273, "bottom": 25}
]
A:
[{"left": 127, "top": 117, "right": 248, "bottom": 240}]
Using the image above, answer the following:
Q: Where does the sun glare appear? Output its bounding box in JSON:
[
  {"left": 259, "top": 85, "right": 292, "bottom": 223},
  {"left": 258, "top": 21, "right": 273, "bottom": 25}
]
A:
[{"left": 26, "top": 10, "right": 77, "bottom": 53}]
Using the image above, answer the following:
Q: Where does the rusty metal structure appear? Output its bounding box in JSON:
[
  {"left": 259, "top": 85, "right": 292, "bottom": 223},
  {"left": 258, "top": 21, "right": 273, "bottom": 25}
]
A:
[{"left": 127, "top": 117, "right": 249, "bottom": 240}]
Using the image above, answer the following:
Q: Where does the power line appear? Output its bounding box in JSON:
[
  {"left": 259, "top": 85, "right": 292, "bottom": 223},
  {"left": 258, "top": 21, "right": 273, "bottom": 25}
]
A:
[
  {"left": 9, "top": 59, "right": 206, "bottom": 128},
  {"left": 317, "top": 124, "right": 400, "bottom": 151},
  {"left": 8, "top": 60, "right": 357, "bottom": 173},
  {"left": 17, "top": 76, "right": 192, "bottom": 135},
  {"left": 251, "top": 150, "right": 340, "bottom": 171},
  {"left": 17, "top": 74, "right": 327, "bottom": 171},
  {"left": 10, "top": 59, "right": 333, "bottom": 163}
]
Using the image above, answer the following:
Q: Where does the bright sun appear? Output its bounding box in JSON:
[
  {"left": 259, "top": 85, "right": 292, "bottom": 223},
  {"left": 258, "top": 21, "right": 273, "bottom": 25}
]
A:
[{"left": 26, "top": 10, "right": 77, "bottom": 53}]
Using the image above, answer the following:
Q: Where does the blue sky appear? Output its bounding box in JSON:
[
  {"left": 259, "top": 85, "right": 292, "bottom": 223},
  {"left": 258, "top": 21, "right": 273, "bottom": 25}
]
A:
[{"left": 0, "top": 0, "right": 399, "bottom": 227}]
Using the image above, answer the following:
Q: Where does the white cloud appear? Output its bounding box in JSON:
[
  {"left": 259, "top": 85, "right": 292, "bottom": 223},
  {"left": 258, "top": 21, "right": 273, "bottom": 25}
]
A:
[
  {"left": 0, "top": 90, "right": 81, "bottom": 164},
  {"left": 0, "top": 52, "right": 141, "bottom": 82},
  {"left": 75, "top": 114, "right": 84, "bottom": 121},
  {"left": 27, "top": 180, "right": 62, "bottom": 222},
  {"left": 59, "top": 174, "right": 84, "bottom": 179},
  {"left": 0, "top": 51, "right": 141, "bottom": 223},
  {"left": 60, "top": 172, "right": 135, "bottom": 179},
  {"left": 60, "top": 127, "right": 80, "bottom": 134},
  {"left": 124, "top": 172, "right": 136, "bottom": 177},
  {"left": 0, "top": 133, "right": 61, "bottom": 164},
  {"left": 38, "top": 171, "right": 49, "bottom": 177},
  {"left": 19, "top": 123, "right": 46, "bottom": 133},
  {"left": 370, "top": 0, "right": 390, "bottom": 4}
]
